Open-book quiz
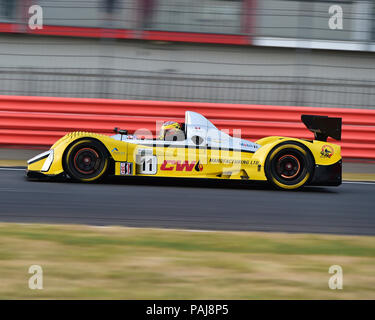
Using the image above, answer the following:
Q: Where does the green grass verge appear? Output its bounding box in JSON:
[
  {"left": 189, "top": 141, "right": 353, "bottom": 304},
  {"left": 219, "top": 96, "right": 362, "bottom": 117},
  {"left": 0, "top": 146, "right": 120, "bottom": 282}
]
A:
[{"left": 0, "top": 223, "right": 374, "bottom": 299}]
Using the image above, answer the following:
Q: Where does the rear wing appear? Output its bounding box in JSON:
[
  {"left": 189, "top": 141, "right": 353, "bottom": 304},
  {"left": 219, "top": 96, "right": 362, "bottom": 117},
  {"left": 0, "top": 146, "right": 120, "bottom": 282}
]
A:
[{"left": 301, "top": 115, "right": 342, "bottom": 141}]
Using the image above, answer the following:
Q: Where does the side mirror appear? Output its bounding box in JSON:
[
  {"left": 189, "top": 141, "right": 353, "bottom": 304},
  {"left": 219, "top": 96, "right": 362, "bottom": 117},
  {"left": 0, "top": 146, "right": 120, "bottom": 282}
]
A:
[{"left": 114, "top": 127, "right": 128, "bottom": 135}]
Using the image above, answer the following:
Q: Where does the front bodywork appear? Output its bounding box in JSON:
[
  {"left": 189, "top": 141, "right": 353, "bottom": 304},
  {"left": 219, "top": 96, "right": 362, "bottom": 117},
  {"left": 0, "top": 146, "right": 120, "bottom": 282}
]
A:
[{"left": 27, "top": 112, "right": 342, "bottom": 187}]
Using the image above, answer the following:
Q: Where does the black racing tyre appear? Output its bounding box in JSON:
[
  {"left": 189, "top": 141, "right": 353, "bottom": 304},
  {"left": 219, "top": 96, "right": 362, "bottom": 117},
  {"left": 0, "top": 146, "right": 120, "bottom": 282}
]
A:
[
  {"left": 264, "top": 141, "right": 314, "bottom": 190},
  {"left": 64, "top": 139, "right": 109, "bottom": 182}
]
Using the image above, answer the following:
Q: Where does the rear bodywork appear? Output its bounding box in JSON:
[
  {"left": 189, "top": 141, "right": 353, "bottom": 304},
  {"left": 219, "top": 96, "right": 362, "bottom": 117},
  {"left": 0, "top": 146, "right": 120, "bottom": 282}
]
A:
[{"left": 27, "top": 111, "right": 342, "bottom": 187}]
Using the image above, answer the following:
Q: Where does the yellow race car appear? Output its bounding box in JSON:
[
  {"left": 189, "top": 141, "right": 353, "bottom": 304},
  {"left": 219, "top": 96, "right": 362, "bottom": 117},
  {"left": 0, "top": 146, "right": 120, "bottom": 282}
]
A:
[{"left": 27, "top": 111, "right": 342, "bottom": 190}]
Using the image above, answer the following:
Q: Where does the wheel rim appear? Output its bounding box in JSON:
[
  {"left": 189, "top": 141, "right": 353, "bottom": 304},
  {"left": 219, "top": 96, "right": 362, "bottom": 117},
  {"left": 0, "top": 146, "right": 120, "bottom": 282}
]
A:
[
  {"left": 276, "top": 154, "right": 301, "bottom": 180},
  {"left": 73, "top": 148, "right": 100, "bottom": 175}
]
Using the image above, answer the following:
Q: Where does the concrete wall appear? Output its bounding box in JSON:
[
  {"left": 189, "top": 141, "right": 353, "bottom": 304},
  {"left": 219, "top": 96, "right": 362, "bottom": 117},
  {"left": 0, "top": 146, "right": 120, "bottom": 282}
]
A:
[
  {"left": 0, "top": 34, "right": 374, "bottom": 108},
  {"left": 256, "top": 0, "right": 357, "bottom": 41},
  {"left": 1, "top": 0, "right": 243, "bottom": 34}
]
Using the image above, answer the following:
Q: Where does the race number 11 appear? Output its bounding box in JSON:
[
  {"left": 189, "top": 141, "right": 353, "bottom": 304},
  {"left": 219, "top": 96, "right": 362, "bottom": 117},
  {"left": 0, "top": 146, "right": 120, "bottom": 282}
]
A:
[
  {"left": 136, "top": 149, "right": 157, "bottom": 175},
  {"left": 139, "top": 155, "right": 157, "bottom": 174}
]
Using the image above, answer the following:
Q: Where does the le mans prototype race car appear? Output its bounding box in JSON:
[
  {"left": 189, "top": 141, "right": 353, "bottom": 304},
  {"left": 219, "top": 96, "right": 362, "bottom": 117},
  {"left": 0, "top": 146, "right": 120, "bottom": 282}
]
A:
[{"left": 27, "top": 111, "right": 342, "bottom": 190}]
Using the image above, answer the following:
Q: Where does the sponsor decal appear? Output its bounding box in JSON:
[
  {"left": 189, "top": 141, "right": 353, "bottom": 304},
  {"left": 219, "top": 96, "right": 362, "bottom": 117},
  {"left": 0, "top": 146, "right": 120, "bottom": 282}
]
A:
[
  {"left": 240, "top": 142, "right": 252, "bottom": 148},
  {"left": 112, "top": 147, "right": 125, "bottom": 155},
  {"left": 120, "top": 162, "right": 133, "bottom": 175},
  {"left": 320, "top": 145, "right": 334, "bottom": 158},
  {"left": 194, "top": 161, "right": 203, "bottom": 172},
  {"left": 160, "top": 160, "right": 202, "bottom": 171},
  {"left": 209, "top": 158, "right": 259, "bottom": 165}
]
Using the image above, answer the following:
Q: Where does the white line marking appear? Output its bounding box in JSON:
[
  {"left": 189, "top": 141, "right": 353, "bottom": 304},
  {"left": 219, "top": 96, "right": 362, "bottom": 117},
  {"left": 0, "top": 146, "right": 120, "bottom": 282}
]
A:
[
  {"left": 0, "top": 167, "right": 25, "bottom": 171},
  {"left": 343, "top": 181, "right": 375, "bottom": 185}
]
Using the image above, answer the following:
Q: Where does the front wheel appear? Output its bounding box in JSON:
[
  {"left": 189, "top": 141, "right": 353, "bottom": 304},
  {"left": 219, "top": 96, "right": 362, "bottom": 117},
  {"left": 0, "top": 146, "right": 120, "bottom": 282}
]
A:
[
  {"left": 265, "top": 142, "right": 314, "bottom": 190},
  {"left": 64, "top": 139, "right": 109, "bottom": 182}
]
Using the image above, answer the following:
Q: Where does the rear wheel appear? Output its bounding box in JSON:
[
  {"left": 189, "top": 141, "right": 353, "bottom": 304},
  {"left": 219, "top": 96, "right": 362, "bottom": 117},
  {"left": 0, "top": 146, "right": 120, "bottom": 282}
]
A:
[
  {"left": 265, "top": 142, "right": 314, "bottom": 190},
  {"left": 64, "top": 139, "right": 109, "bottom": 182}
]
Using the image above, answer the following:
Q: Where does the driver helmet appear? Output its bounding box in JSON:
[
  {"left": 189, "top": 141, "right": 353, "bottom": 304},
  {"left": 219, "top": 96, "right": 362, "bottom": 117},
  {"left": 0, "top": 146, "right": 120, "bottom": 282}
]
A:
[{"left": 158, "top": 121, "right": 183, "bottom": 140}]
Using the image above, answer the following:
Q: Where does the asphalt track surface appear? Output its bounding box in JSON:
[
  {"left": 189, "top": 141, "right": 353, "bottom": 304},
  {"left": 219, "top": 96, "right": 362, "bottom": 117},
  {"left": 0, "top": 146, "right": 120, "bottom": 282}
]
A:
[{"left": 0, "top": 168, "right": 374, "bottom": 235}]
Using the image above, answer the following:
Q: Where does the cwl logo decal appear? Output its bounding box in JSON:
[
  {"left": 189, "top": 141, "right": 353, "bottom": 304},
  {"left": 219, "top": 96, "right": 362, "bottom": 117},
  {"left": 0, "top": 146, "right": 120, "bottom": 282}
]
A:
[
  {"left": 160, "top": 160, "right": 203, "bottom": 172},
  {"left": 194, "top": 161, "right": 203, "bottom": 172}
]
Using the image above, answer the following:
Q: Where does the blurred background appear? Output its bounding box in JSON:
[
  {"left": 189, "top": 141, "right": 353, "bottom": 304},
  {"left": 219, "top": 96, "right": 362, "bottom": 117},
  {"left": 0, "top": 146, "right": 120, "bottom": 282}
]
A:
[
  {"left": 1, "top": 2, "right": 375, "bottom": 300},
  {"left": 0, "top": 0, "right": 374, "bottom": 108}
]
